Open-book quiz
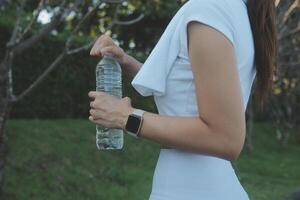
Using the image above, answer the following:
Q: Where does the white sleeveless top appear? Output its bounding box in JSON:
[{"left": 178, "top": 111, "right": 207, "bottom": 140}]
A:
[{"left": 131, "top": 0, "right": 254, "bottom": 199}]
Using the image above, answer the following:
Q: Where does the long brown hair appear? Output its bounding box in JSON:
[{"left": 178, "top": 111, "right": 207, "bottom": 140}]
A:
[{"left": 247, "top": 0, "right": 278, "bottom": 109}]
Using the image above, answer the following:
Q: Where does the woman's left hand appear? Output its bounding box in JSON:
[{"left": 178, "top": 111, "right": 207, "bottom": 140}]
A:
[{"left": 88, "top": 91, "right": 134, "bottom": 129}]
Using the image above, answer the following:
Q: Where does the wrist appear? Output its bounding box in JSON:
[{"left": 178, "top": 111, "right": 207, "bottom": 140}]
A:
[
  {"left": 121, "top": 106, "right": 135, "bottom": 130},
  {"left": 120, "top": 53, "right": 132, "bottom": 68}
]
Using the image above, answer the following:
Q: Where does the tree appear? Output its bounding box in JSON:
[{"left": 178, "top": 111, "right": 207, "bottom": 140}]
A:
[
  {"left": 0, "top": 0, "right": 143, "bottom": 192},
  {"left": 246, "top": 0, "right": 300, "bottom": 151},
  {"left": 269, "top": 0, "right": 300, "bottom": 145}
]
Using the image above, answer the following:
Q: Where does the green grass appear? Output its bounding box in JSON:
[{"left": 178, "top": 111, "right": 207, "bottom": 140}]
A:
[
  {"left": 2, "top": 120, "right": 300, "bottom": 200},
  {"left": 233, "top": 123, "right": 300, "bottom": 200}
]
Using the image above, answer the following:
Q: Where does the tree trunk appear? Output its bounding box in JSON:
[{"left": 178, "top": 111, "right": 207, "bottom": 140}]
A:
[
  {"left": 0, "top": 103, "right": 10, "bottom": 195},
  {"left": 0, "top": 53, "right": 12, "bottom": 194}
]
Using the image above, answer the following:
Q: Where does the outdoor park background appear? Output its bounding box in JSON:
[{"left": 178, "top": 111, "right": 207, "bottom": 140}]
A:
[{"left": 0, "top": 1, "right": 299, "bottom": 200}]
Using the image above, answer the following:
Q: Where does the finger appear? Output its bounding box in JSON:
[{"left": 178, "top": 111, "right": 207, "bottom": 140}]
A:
[
  {"left": 90, "top": 100, "right": 107, "bottom": 111},
  {"left": 90, "top": 39, "right": 103, "bottom": 56},
  {"left": 90, "top": 35, "right": 111, "bottom": 56},
  {"left": 90, "top": 109, "right": 105, "bottom": 120},
  {"left": 89, "top": 115, "right": 110, "bottom": 128},
  {"left": 90, "top": 40, "right": 96, "bottom": 55},
  {"left": 88, "top": 91, "right": 97, "bottom": 100},
  {"left": 123, "top": 96, "right": 131, "bottom": 102},
  {"left": 100, "top": 46, "right": 120, "bottom": 58},
  {"left": 103, "top": 31, "right": 111, "bottom": 37},
  {"left": 95, "top": 46, "right": 104, "bottom": 57},
  {"left": 90, "top": 47, "right": 95, "bottom": 56},
  {"left": 90, "top": 101, "right": 96, "bottom": 109},
  {"left": 90, "top": 45, "right": 101, "bottom": 57},
  {"left": 97, "top": 35, "right": 113, "bottom": 48},
  {"left": 88, "top": 91, "right": 105, "bottom": 99}
]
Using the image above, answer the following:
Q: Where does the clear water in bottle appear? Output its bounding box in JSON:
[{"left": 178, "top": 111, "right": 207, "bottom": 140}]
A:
[{"left": 95, "top": 55, "right": 124, "bottom": 150}]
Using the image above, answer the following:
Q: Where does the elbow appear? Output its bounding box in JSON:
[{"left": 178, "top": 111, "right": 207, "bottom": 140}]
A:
[
  {"left": 221, "top": 129, "right": 246, "bottom": 161},
  {"left": 225, "top": 143, "right": 243, "bottom": 161}
]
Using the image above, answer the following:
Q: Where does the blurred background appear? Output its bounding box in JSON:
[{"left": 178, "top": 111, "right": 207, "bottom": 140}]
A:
[{"left": 0, "top": 0, "right": 299, "bottom": 199}]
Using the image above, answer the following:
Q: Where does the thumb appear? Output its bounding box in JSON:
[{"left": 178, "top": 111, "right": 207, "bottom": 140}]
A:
[{"left": 123, "top": 96, "right": 132, "bottom": 105}]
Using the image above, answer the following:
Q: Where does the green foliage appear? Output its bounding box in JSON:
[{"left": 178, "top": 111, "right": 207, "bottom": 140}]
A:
[
  {"left": 0, "top": 0, "right": 187, "bottom": 119},
  {"left": 0, "top": 1, "right": 186, "bottom": 49},
  {"left": 0, "top": 25, "right": 156, "bottom": 118},
  {"left": 1, "top": 121, "right": 300, "bottom": 199}
]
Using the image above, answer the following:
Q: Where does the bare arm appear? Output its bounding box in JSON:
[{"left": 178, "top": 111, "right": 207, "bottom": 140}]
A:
[
  {"left": 89, "top": 24, "right": 246, "bottom": 161},
  {"left": 125, "top": 22, "right": 246, "bottom": 161},
  {"left": 120, "top": 54, "right": 143, "bottom": 79}
]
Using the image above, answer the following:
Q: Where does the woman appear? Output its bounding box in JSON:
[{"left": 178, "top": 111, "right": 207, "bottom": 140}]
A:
[{"left": 88, "top": 0, "right": 277, "bottom": 199}]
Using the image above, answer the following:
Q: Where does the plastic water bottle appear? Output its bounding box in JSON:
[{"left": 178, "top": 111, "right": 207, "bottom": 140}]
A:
[{"left": 95, "top": 55, "right": 124, "bottom": 150}]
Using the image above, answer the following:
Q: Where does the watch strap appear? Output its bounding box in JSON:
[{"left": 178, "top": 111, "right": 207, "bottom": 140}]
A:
[
  {"left": 134, "top": 109, "right": 145, "bottom": 137},
  {"left": 132, "top": 109, "right": 145, "bottom": 117}
]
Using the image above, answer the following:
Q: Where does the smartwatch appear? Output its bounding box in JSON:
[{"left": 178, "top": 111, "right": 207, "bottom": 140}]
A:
[{"left": 125, "top": 109, "right": 145, "bottom": 137}]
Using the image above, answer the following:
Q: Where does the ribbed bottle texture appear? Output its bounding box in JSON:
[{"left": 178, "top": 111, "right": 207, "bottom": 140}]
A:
[{"left": 95, "top": 55, "right": 124, "bottom": 150}]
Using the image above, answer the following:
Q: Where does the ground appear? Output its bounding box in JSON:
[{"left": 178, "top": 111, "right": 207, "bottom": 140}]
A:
[{"left": 1, "top": 119, "right": 299, "bottom": 200}]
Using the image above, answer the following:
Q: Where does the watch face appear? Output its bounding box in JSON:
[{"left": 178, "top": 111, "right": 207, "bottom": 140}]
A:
[{"left": 126, "top": 115, "right": 140, "bottom": 133}]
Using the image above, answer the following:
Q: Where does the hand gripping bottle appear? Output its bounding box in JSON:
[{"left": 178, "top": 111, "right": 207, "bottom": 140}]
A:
[{"left": 95, "top": 55, "right": 124, "bottom": 150}]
